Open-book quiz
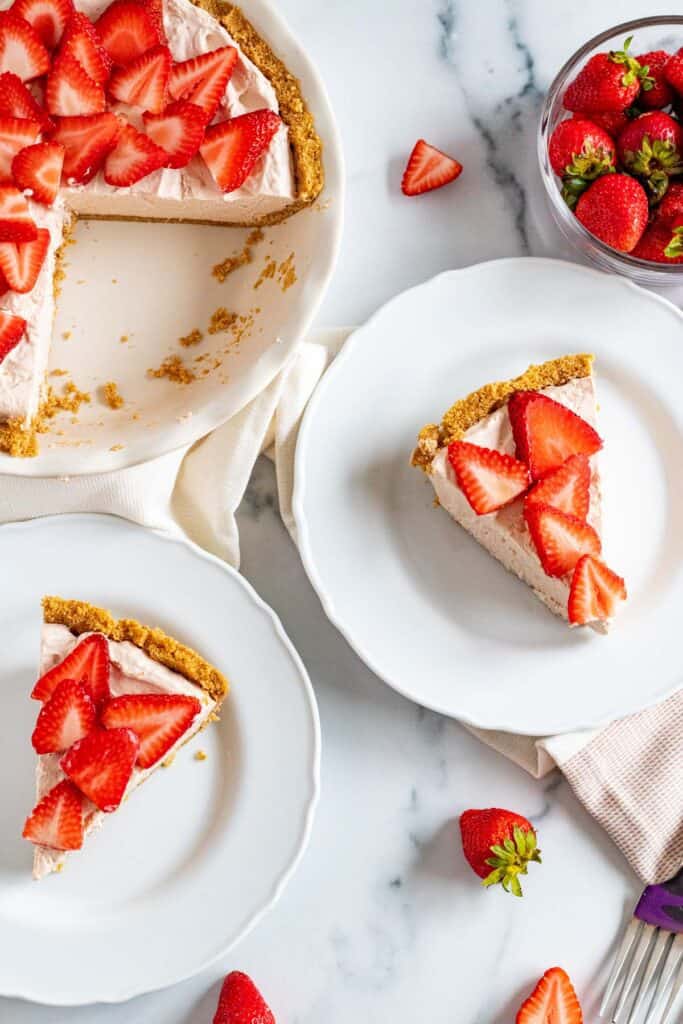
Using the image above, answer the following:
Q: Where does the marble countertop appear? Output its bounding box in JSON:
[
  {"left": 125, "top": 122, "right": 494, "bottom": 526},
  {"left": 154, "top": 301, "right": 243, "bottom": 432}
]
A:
[{"left": 5, "top": 0, "right": 664, "bottom": 1020}]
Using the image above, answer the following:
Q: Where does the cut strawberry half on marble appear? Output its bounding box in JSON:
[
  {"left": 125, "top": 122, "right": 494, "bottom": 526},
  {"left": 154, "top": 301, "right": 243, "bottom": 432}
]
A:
[
  {"left": 168, "top": 44, "right": 237, "bottom": 120},
  {"left": 0, "top": 12, "right": 50, "bottom": 81},
  {"left": 31, "top": 677, "right": 96, "bottom": 753},
  {"left": 0, "top": 185, "right": 37, "bottom": 240},
  {"left": 401, "top": 138, "right": 463, "bottom": 196},
  {"left": 0, "top": 115, "right": 40, "bottom": 183},
  {"left": 32, "top": 631, "right": 111, "bottom": 703},
  {"left": 200, "top": 109, "right": 281, "bottom": 193},
  {"left": 100, "top": 692, "right": 202, "bottom": 768},
  {"left": 0, "top": 307, "right": 26, "bottom": 360},
  {"left": 509, "top": 390, "right": 603, "bottom": 480},
  {"left": 569, "top": 554, "right": 627, "bottom": 626},
  {"left": 22, "top": 778, "right": 84, "bottom": 850},
  {"left": 108, "top": 42, "right": 170, "bottom": 112},
  {"left": 448, "top": 440, "right": 530, "bottom": 515},
  {"left": 61, "top": 726, "right": 139, "bottom": 812},
  {"left": 12, "top": 140, "right": 64, "bottom": 204},
  {"left": 46, "top": 49, "right": 106, "bottom": 116},
  {"left": 10, "top": 0, "right": 74, "bottom": 51},
  {"left": 516, "top": 967, "right": 583, "bottom": 1024},
  {"left": 95, "top": 0, "right": 162, "bottom": 67},
  {"left": 524, "top": 453, "right": 591, "bottom": 520},
  {"left": 58, "top": 11, "right": 112, "bottom": 84},
  {"left": 0, "top": 71, "right": 54, "bottom": 130},
  {"left": 103, "top": 119, "right": 167, "bottom": 185},
  {"left": 525, "top": 502, "right": 601, "bottom": 578},
  {"left": 52, "top": 110, "right": 120, "bottom": 183},
  {"left": 0, "top": 225, "right": 50, "bottom": 292},
  {"left": 142, "top": 99, "right": 207, "bottom": 168}
]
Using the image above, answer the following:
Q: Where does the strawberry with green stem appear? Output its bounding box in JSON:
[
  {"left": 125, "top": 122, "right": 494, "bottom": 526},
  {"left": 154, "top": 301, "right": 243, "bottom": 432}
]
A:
[
  {"left": 459, "top": 807, "right": 541, "bottom": 897},
  {"left": 637, "top": 50, "right": 674, "bottom": 109},
  {"left": 617, "top": 111, "right": 683, "bottom": 202},
  {"left": 575, "top": 173, "right": 649, "bottom": 252},
  {"left": 564, "top": 36, "right": 653, "bottom": 114},
  {"left": 549, "top": 118, "right": 616, "bottom": 210}
]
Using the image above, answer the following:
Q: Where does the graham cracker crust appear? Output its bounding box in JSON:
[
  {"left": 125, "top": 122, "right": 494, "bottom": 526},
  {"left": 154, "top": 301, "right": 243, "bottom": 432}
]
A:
[
  {"left": 42, "top": 596, "right": 229, "bottom": 703},
  {"left": 412, "top": 354, "right": 595, "bottom": 471}
]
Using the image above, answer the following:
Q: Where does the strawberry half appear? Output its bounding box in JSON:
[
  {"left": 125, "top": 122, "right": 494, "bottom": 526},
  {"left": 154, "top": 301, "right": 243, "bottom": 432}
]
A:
[
  {"left": 142, "top": 99, "right": 207, "bottom": 168},
  {"left": 12, "top": 140, "right": 64, "bottom": 204},
  {"left": 10, "top": 0, "right": 73, "bottom": 51},
  {"left": 200, "top": 109, "right": 281, "bottom": 193},
  {"left": 401, "top": 138, "right": 463, "bottom": 196},
  {"left": 0, "top": 115, "right": 40, "bottom": 183},
  {"left": 448, "top": 440, "right": 530, "bottom": 515},
  {"left": 0, "top": 12, "right": 50, "bottom": 81},
  {"left": 95, "top": 0, "right": 161, "bottom": 67},
  {"left": 103, "top": 119, "right": 167, "bottom": 185},
  {"left": 516, "top": 966, "right": 583, "bottom": 1024},
  {"left": 0, "top": 185, "right": 37, "bottom": 241},
  {"left": 22, "top": 778, "right": 84, "bottom": 850},
  {"left": 525, "top": 502, "right": 601, "bottom": 578},
  {"left": 52, "top": 110, "right": 120, "bottom": 183},
  {"left": 0, "top": 70, "right": 54, "bottom": 130},
  {"left": 61, "top": 726, "right": 138, "bottom": 811},
  {"left": 459, "top": 808, "right": 541, "bottom": 897},
  {"left": 168, "top": 45, "right": 237, "bottom": 120},
  {"left": 59, "top": 11, "right": 112, "bottom": 84},
  {"left": 569, "top": 554, "right": 627, "bottom": 626},
  {"left": 46, "top": 49, "right": 106, "bottom": 116},
  {"left": 100, "top": 693, "right": 202, "bottom": 768},
  {"left": 524, "top": 453, "right": 591, "bottom": 520},
  {"left": 212, "top": 972, "right": 275, "bottom": 1024},
  {"left": 0, "top": 308, "right": 26, "bottom": 361},
  {"left": 32, "top": 632, "right": 111, "bottom": 703},
  {"left": 0, "top": 226, "right": 50, "bottom": 292},
  {"left": 108, "top": 43, "right": 170, "bottom": 113},
  {"left": 508, "top": 391, "right": 603, "bottom": 480},
  {"left": 31, "top": 677, "right": 96, "bottom": 753}
]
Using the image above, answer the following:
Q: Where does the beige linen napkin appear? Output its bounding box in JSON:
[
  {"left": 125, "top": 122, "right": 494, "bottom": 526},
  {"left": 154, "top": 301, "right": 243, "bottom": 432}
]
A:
[{"left": 0, "top": 327, "right": 680, "bottom": 885}]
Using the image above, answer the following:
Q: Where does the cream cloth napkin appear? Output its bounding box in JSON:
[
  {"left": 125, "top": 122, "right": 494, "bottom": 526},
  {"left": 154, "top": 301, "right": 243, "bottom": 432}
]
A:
[{"left": 1, "top": 327, "right": 680, "bottom": 885}]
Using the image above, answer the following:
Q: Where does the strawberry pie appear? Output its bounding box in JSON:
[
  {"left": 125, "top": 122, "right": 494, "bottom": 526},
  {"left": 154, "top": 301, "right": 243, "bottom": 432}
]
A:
[
  {"left": 0, "top": 0, "right": 323, "bottom": 456},
  {"left": 412, "top": 354, "right": 627, "bottom": 630},
  {"left": 23, "top": 595, "right": 228, "bottom": 878}
]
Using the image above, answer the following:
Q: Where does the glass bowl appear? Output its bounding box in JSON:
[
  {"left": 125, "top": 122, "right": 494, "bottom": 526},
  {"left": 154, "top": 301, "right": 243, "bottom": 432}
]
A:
[{"left": 538, "top": 16, "right": 683, "bottom": 287}]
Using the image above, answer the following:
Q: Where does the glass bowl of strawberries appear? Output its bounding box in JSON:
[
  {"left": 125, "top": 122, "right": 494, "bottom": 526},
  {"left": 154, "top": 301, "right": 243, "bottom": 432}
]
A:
[{"left": 539, "top": 17, "right": 683, "bottom": 285}]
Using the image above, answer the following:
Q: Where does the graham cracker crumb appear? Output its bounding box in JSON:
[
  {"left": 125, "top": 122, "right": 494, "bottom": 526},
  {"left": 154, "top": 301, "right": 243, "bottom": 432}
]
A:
[
  {"left": 179, "top": 328, "right": 203, "bottom": 347},
  {"left": 278, "top": 252, "right": 297, "bottom": 292},
  {"left": 102, "top": 381, "right": 124, "bottom": 409},
  {"left": 50, "top": 368, "right": 68, "bottom": 377},
  {"left": 120, "top": 335, "right": 129, "bottom": 343},
  {"left": 254, "top": 257, "right": 276, "bottom": 290},
  {"left": 109, "top": 443, "right": 124, "bottom": 452},
  {"left": 208, "top": 307, "right": 237, "bottom": 335},
  {"left": 61, "top": 331, "right": 71, "bottom": 340},
  {"left": 148, "top": 355, "right": 196, "bottom": 384},
  {"left": 162, "top": 753, "right": 176, "bottom": 768},
  {"left": 212, "top": 227, "right": 264, "bottom": 282},
  {"left": 194, "top": 749, "right": 207, "bottom": 761}
]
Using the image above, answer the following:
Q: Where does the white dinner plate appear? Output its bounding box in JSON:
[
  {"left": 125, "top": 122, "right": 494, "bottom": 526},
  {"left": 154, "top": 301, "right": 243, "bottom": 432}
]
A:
[
  {"left": 293, "top": 257, "right": 683, "bottom": 735},
  {"left": 0, "top": 514, "right": 320, "bottom": 1005},
  {"left": 3, "top": 0, "right": 343, "bottom": 478}
]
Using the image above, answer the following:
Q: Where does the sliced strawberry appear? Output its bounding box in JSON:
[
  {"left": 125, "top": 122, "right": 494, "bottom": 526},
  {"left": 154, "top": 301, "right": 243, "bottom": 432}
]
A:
[
  {"left": 58, "top": 11, "right": 112, "bottom": 84},
  {"left": 0, "top": 115, "right": 40, "bottom": 183},
  {"left": 46, "top": 49, "right": 106, "bottom": 116},
  {"left": 12, "top": 140, "right": 64, "bottom": 204},
  {"left": 22, "top": 778, "right": 84, "bottom": 850},
  {"left": 0, "top": 226, "right": 49, "bottom": 291},
  {"left": 524, "top": 453, "right": 591, "bottom": 520},
  {"left": 60, "top": 727, "right": 138, "bottom": 811},
  {"left": 108, "top": 43, "right": 170, "bottom": 113},
  {"left": 31, "top": 632, "right": 111, "bottom": 703},
  {"left": 31, "top": 677, "right": 96, "bottom": 753},
  {"left": 52, "top": 111, "right": 120, "bottom": 182},
  {"left": 508, "top": 391, "right": 603, "bottom": 480},
  {"left": 569, "top": 554, "right": 627, "bottom": 626},
  {"left": 525, "top": 502, "right": 601, "bottom": 578},
  {"left": 401, "top": 138, "right": 463, "bottom": 196},
  {"left": 0, "top": 12, "right": 50, "bottom": 81},
  {"left": 132, "top": 0, "right": 164, "bottom": 41},
  {"left": 10, "top": 0, "right": 73, "bottom": 50},
  {"left": 516, "top": 966, "right": 583, "bottom": 1024},
  {"left": 0, "top": 308, "right": 25, "bottom": 361},
  {"left": 95, "top": 0, "right": 161, "bottom": 67},
  {"left": 142, "top": 99, "right": 206, "bottom": 168},
  {"left": 200, "top": 109, "right": 281, "bottom": 193},
  {"left": 0, "top": 71, "right": 54, "bottom": 130},
  {"left": 448, "top": 440, "right": 530, "bottom": 515},
  {"left": 0, "top": 185, "right": 37, "bottom": 240},
  {"left": 103, "top": 119, "right": 167, "bottom": 185},
  {"left": 169, "top": 45, "right": 237, "bottom": 120},
  {"left": 101, "top": 693, "right": 202, "bottom": 768}
]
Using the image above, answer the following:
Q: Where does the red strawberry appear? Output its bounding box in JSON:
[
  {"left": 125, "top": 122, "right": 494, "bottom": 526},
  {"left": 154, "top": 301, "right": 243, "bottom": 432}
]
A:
[
  {"left": 130, "top": 0, "right": 164, "bottom": 43},
  {"left": 52, "top": 111, "right": 120, "bottom": 182},
  {"left": 564, "top": 37, "right": 652, "bottom": 113},
  {"left": 508, "top": 391, "right": 602, "bottom": 480},
  {"left": 10, "top": 0, "right": 73, "bottom": 50},
  {"left": 200, "top": 110, "right": 281, "bottom": 193},
  {"left": 60, "top": 727, "right": 138, "bottom": 811},
  {"left": 575, "top": 173, "right": 648, "bottom": 253},
  {"left": 632, "top": 216, "right": 683, "bottom": 264},
  {"left": 31, "top": 677, "right": 96, "bottom": 753},
  {"left": 524, "top": 453, "right": 591, "bottom": 519},
  {"left": 0, "top": 185, "right": 37, "bottom": 240},
  {"left": 616, "top": 111, "right": 683, "bottom": 200},
  {"left": 168, "top": 45, "right": 236, "bottom": 118},
  {"left": 0, "top": 226, "right": 50, "bottom": 291},
  {"left": 525, "top": 503, "right": 601, "bottom": 578},
  {"left": 100, "top": 693, "right": 201, "bottom": 768},
  {"left": 0, "top": 71, "right": 54, "bottom": 130},
  {"left": 46, "top": 49, "right": 106, "bottom": 116},
  {"left": 516, "top": 967, "right": 583, "bottom": 1024},
  {"left": 459, "top": 808, "right": 541, "bottom": 897},
  {"left": 656, "top": 181, "right": 683, "bottom": 221},
  {"left": 447, "top": 440, "right": 530, "bottom": 515},
  {"left": 569, "top": 554, "right": 627, "bottom": 626},
  {"left": 212, "top": 972, "right": 275, "bottom": 1024},
  {"left": 637, "top": 50, "right": 675, "bottom": 109},
  {"left": 108, "top": 43, "right": 170, "bottom": 113},
  {"left": 571, "top": 108, "right": 630, "bottom": 139},
  {"left": 664, "top": 48, "right": 683, "bottom": 96},
  {"left": 0, "top": 12, "right": 50, "bottom": 81},
  {"left": 0, "top": 116, "right": 40, "bottom": 183},
  {"left": 142, "top": 100, "right": 207, "bottom": 168},
  {"left": 103, "top": 119, "right": 167, "bottom": 185},
  {"left": 22, "top": 778, "right": 84, "bottom": 850},
  {"left": 12, "top": 140, "right": 64, "bottom": 204},
  {"left": 59, "top": 12, "right": 112, "bottom": 84},
  {"left": 548, "top": 118, "right": 615, "bottom": 209},
  {"left": 31, "top": 632, "right": 111, "bottom": 703},
  {"left": 0, "top": 308, "right": 26, "bottom": 361},
  {"left": 95, "top": 0, "right": 161, "bottom": 67},
  {"left": 401, "top": 138, "right": 462, "bottom": 196}
]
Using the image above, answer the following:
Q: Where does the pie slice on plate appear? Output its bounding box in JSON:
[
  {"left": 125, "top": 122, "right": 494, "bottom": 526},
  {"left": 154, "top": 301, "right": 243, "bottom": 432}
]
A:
[
  {"left": 23, "top": 595, "right": 228, "bottom": 879},
  {"left": 412, "top": 354, "right": 627, "bottom": 631}
]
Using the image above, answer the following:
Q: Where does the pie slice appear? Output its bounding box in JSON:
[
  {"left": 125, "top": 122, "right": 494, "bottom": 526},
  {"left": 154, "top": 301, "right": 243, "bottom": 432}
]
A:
[
  {"left": 23, "top": 595, "right": 228, "bottom": 879},
  {"left": 412, "top": 354, "right": 626, "bottom": 631}
]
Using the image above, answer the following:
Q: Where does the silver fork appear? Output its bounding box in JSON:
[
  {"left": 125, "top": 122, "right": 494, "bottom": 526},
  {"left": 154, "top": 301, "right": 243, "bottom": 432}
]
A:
[{"left": 600, "top": 870, "right": 683, "bottom": 1024}]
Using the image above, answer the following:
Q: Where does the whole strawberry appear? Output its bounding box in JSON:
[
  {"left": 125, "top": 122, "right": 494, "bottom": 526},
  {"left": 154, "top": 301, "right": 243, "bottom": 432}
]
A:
[
  {"left": 633, "top": 183, "right": 683, "bottom": 263},
  {"left": 637, "top": 50, "right": 675, "bottom": 109},
  {"left": 564, "top": 37, "right": 653, "bottom": 113},
  {"left": 213, "top": 972, "right": 275, "bottom": 1024},
  {"left": 459, "top": 807, "right": 541, "bottom": 897},
  {"left": 572, "top": 108, "right": 630, "bottom": 139},
  {"left": 617, "top": 111, "right": 683, "bottom": 200},
  {"left": 664, "top": 47, "right": 683, "bottom": 96},
  {"left": 575, "top": 173, "right": 648, "bottom": 252},
  {"left": 549, "top": 118, "right": 615, "bottom": 209}
]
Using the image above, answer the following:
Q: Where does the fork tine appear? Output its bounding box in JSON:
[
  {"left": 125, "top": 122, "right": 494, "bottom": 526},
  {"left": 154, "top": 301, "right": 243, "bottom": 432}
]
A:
[
  {"left": 660, "top": 952, "right": 683, "bottom": 1024},
  {"left": 613, "top": 924, "right": 658, "bottom": 1022},
  {"left": 627, "top": 930, "right": 672, "bottom": 1024},
  {"left": 601, "top": 919, "right": 645, "bottom": 1017},
  {"left": 644, "top": 933, "right": 683, "bottom": 1024}
]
